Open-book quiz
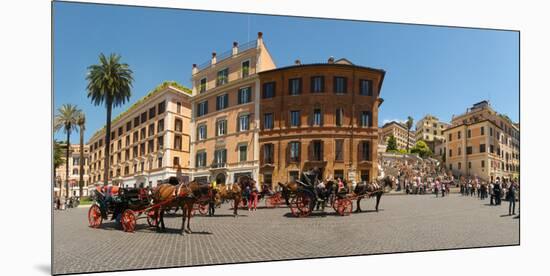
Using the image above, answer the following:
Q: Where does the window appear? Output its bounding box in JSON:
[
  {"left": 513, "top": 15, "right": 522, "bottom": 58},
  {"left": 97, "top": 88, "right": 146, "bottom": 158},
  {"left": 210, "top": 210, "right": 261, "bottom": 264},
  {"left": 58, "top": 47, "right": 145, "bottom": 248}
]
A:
[
  {"left": 157, "top": 136, "right": 163, "bottom": 150},
  {"left": 173, "top": 157, "right": 180, "bottom": 166},
  {"left": 335, "top": 108, "right": 344, "bottom": 126},
  {"left": 361, "top": 141, "right": 371, "bottom": 161},
  {"left": 490, "top": 144, "right": 494, "bottom": 153},
  {"left": 334, "top": 76, "right": 347, "bottom": 94},
  {"left": 157, "top": 157, "right": 163, "bottom": 168},
  {"left": 148, "top": 139, "right": 154, "bottom": 153},
  {"left": 175, "top": 119, "right": 182, "bottom": 132},
  {"left": 111, "top": 131, "right": 115, "bottom": 140},
  {"left": 263, "top": 82, "right": 275, "bottom": 98},
  {"left": 133, "top": 146, "right": 138, "bottom": 158},
  {"left": 125, "top": 136, "right": 130, "bottom": 147},
  {"left": 216, "top": 68, "right": 229, "bottom": 86},
  {"left": 176, "top": 102, "right": 181, "bottom": 114},
  {"left": 125, "top": 149, "right": 129, "bottom": 160},
  {"left": 174, "top": 135, "right": 182, "bottom": 150},
  {"left": 124, "top": 166, "right": 129, "bottom": 175},
  {"left": 72, "top": 168, "right": 78, "bottom": 175},
  {"left": 216, "top": 93, "right": 229, "bottom": 110},
  {"left": 481, "top": 160, "right": 485, "bottom": 168},
  {"left": 140, "top": 112, "right": 147, "bottom": 124},
  {"left": 449, "top": 149, "right": 452, "bottom": 157},
  {"left": 148, "top": 123, "right": 155, "bottom": 136},
  {"left": 118, "top": 126, "right": 123, "bottom": 137},
  {"left": 263, "top": 144, "right": 274, "bottom": 164},
  {"left": 480, "top": 144, "right": 486, "bottom": 153},
  {"left": 481, "top": 126, "right": 485, "bottom": 135},
  {"left": 158, "top": 101, "right": 166, "bottom": 114},
  {"left": 214, "top": 149, "right": 227, "bottom": 167},
  {"left": 490, "top": 127, "right": 493, "bottom": 136},
  {"left": 458, "top": 147, "right": 462, "bottom": 155},
  {"left": 289, "top": 171, "right": 299, "bottom": 182},
  {"left": 140, "top": 128, "right": 146, "bottom": 140},
  {"left": 149, "top": 106, "right": 156, "bottom": 119},
  {"left": 311, "top": 76, "right": 324, "bottom": 93},
  {"left": 335, "top": 139, "right": 344, "bottom": 161},
  {"left": 157, "top": 119, "right": 164, "bottom": 132},
  {"left": 361, "top": 111, "right": 372, "bottom": 127},
  {"left": 290, "top": 110, "right": 300, "bottom": 127},
  {"left": 238, "top": 87, "right": 252, "bottom": 104},
  {"left": 359, "top": 79, "right": 372, "bottom": 96},
  {"left": 467, "top": 129, "right": 472, "bottom": 138},
  {"left": 468, "top": 162, "right": 472, "bottom": 169},
  {"left": 458, "top": 162, "right": 462, "bottom": 170},
  {"left": 197, "top": 101, "right": 208, "bottom": 117},
  {"left": 126, "top": 121, "right": 132, "bottom": 132},
  {"left": 117, "top": 140, "right": 122, "bottom": 151},
  {"left": 140, "top": 143, "right": 145, "bottom": 156},
  {"left": 449, "top": 164, "right": 453, "bottom": 170},
  {"left": 238, "top": 114, "right": 250, "bottom": 131},
  {"left": 197, "top": 124, "right": 207, "bottom": 141},
  {"left": 448, "top": 133, "right": 452, "bottom": 141},
  {"left": 199, "top": 78, "right": 207, "bottom": 93},
  {"left": 289, "top": 78, "right": 301, "bottom": 95},
  {"left": 264, "top": 113, "right": 274, "bottom": 130},
  {"left": 242, "top": 61, "right": 250, "bottom": 77},
  {"left": 239, "top": 144, "right": 248, "bottom": 162},
  {"left": 216, "top": 119, "right": 227, "bottom": 136},
  {"left": 289, "top": 142, "right": 300, "bottom": 162},
  {"left": 312, "top": 140, "right": 323, "bottom": 161},
  {"left": 458, "top": 131, "right": 461, "bottom": 139},
  {"left": 313, "top": 108, "right": 322, "bottom": 126},
  {"left": 196, "top": 151, "right": 206, "bottom": 167}
]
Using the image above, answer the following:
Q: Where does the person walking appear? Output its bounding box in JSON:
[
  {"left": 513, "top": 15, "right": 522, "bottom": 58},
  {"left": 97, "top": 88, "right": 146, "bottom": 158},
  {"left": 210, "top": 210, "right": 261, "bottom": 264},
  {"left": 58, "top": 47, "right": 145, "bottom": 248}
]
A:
[
  {"left": 494, "top": 180, "right": 502, "bottom": 205},
  {"left": 489, "top": 181, "right": 495, "bottom": 205},
  {"left": 248, "top": 181, "right": 259, "bottom": 211},
  {"left": 208, "top": 180, "right": 217, "bottom": 217}
]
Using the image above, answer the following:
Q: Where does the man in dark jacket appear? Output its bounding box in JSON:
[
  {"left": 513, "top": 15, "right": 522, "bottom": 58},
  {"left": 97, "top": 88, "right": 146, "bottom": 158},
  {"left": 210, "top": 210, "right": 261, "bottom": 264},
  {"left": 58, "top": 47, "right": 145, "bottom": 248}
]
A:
[
  {"left": 493, "top": 181, "right": 502, "bottom": 205},
  {"left": 508, "top": 182, "right": 517, "bottom": 215}
]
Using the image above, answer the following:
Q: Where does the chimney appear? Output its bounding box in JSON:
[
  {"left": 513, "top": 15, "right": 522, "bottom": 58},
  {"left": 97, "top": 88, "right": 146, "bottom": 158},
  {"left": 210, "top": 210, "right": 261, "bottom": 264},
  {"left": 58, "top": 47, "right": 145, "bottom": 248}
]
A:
[
  {"left": 328, "top": 56, "right": 335, "bottom": 64},
  {"left": 294, "top": 59, "right": 301, "bottom": 65},
  {"left": 192, "top": 64, "right": 198, "bottom": 75},
  {"left": 211, "top": 52, "right": 217, "bottom": 65},
  {"left": 257, "top": 32, "right": 263, "bottom": 48},
  {"left": 232, "top": 41, "right": 239, "bottom": 56}
]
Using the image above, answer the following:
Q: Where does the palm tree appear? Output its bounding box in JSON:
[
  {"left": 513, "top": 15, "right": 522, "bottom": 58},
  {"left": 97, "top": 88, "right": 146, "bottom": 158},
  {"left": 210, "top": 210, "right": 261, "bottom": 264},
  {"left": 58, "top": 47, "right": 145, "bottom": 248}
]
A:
[
  {"left": 406, "top": 116, "right": 414, "bottom": 153},
  {"left": 77, "top": 112, "right": 86, "bottom": 197},
  {"left": 86, "top": 53, "right": 133, "bottom": 187},
  {"left": 55, "top": 104, "right": 81, "bottom": 198}
]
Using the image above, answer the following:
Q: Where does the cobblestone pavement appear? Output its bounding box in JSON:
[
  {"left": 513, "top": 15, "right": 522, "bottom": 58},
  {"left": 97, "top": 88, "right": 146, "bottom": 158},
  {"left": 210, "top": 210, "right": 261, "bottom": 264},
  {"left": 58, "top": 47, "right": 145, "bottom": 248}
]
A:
[{"left": 53, "top": 194, "right": 519, "bottom": 274}]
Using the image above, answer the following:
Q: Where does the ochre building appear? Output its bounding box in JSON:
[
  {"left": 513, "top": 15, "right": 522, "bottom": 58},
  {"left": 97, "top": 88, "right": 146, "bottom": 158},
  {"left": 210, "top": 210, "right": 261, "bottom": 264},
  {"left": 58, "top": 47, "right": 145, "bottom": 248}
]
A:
[{"left": 258, "top": 58, "right": 385, "bottom": 187}]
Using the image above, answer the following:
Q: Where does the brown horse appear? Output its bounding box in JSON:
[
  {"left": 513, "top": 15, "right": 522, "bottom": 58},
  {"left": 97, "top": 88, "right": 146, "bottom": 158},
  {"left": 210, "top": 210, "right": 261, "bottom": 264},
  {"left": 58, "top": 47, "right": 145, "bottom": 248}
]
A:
[
  {"left": 277, "top": 181, "right": 298, "bottom": 205},
  {"left": 352, "top": 177, "right": 393, "bottom": 212},
  {"left": 217, "top": 184, "right": 241, "bottom": 216},
  {"left": 152, "top": 180, "right": 216, "bottom": 235}
]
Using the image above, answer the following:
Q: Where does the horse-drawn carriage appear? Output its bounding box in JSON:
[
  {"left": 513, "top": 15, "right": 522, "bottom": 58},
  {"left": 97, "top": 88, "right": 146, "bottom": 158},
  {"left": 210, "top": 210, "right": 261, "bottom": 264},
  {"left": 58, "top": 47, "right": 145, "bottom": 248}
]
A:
[
  {"left": 282, "top": 170, "right": 386, "bottom": 217},
  {"left": 87, "top": 187, "right": 172, "bottom": 232}
]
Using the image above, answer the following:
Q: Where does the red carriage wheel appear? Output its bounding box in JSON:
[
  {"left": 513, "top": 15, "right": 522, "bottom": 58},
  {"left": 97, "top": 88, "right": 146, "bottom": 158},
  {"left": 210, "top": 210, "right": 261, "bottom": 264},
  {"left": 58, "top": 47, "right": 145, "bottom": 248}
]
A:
[
  {"left": 88, "top": 204, "right": 102, "bottom": 228},
  {"left": 146, "top": 209, "right": 158, "bottom": 227},
  {"left": 121, "top": 209, "right": 136, "bottom": 232},
  {"left": 289, "top": 197, "right": 299, "bottom": 217},
  {"left": 336, "top": 198, "right": 353, "bottom": 216},
  {"left": 198, "top": 202, "right": 208, "bottom": 215},
  {"left": 266, "top": 197, "right": 276, "bottom": 208},
  {"left": 296, "top": 194, "right": 312, "bottom": 217}
]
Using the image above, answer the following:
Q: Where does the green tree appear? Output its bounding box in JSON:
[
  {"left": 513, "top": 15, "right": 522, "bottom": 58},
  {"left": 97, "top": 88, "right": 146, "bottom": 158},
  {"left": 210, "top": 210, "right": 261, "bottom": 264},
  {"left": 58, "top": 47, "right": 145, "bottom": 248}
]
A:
[
  {"left": 53, "top": 140, "right": 65, "bottom": 189},
  {"left": 86, "top": 53, "right": 133, "bottom": 187},
  {"left": 410, "top": 140, "right": 433, "bottom": 158},
  {"left": 77, "top": 112, "right": 86, "bottom": 197},
  {"left": 54, "top": 104, "right": 81, "bottom": 198},
  {"left": 405, "top": 116, "right": 414, "bottom": 152},
  {"left": 386, "top": 135, "right": 398, "bottom": 151}
]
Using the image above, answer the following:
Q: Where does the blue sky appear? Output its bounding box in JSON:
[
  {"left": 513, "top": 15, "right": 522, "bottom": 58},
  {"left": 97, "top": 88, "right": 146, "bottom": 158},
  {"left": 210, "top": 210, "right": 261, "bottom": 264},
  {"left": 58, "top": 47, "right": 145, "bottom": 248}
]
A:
[{"left": 53, "top": 2, "right": 519, "bottom": 143}]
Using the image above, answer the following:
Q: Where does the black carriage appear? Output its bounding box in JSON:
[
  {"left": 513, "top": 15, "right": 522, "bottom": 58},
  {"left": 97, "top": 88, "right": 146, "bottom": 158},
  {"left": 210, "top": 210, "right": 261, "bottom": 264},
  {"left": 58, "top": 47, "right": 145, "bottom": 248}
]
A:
[{"left": 87, "top": 187, "right": 168, "bottom": 232}]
